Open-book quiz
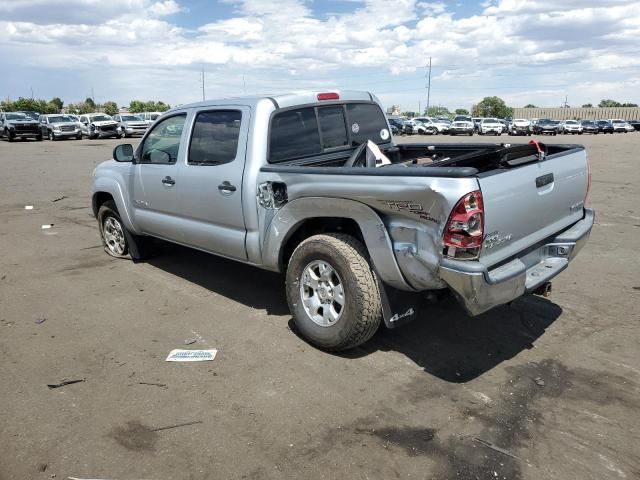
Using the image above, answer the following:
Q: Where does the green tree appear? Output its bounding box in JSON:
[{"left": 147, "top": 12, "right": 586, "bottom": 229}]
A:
[
  {"left": 66, "top": 103, "right": 78, "bottom": 114},
  {"left": 523, "top": 103, "right": 537, "bottom": 108},
  {"left": 424, "top": 106, "right": 450, "bottom": 117},
  {"left": 103, "top": 101, "right": 118, "bottom": 116},
  {"left": 155, "top": 101, "right": 170, "bottom": 112},
  {"left": 129, "top": 100, "right": 146, "bottom": 113},
  {"left": 50, "top": 97, "right": 64, "bottom": 112},
  {"left": 581, "top": 103, "right": 593, "bottom": 108},
  {"left": 454, "top": 108, "right": 469, "bottom": 115},
  {"left": 598, "top": 99, "right": 621, "bottom": 108},
  {"left": 621, "top": 102, "right": 638, "bottom": 107},
  {"left": 472, "top": 97, "right": 513, "bottom": 118}
]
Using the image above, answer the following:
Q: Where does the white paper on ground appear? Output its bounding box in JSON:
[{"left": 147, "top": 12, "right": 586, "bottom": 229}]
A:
[
  {"left": 25, "top": 206, "right": 33, "bottom": 210},
  {"left": 41, "top": 224, "right": 54, "bottom": 229},
  {"left": 165, "top": 349, "right": 218, "bottom": 362}
]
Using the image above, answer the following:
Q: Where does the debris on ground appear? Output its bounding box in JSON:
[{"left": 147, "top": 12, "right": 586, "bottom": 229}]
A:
[
  {"left": 41, "top": 224, "right": 54, "bottom": 229},
  {"left": 150, "top": 420, "right": 202, "bottom": 432},
  {"left": 471, "top": 437, "right": 520, "bottom": 460},
  {"left": 47, "top": 378, "right": 85, "bottom": 389},
  {"left": 183, "top": 338, "right": 197, "bottom": 345},
  {"left": 52, "top": 195, "right": 68, "bottom": 202},
  {"left": 533, "top": 377, "right": 545, "bottom": 386},
  {"left": 25, "top": 205, "right": 34, "bottom": 210},
  {"left": 138, "top": 382, "right": 167, "bottom": 388},
  {"left": 35, "top": 317, "right": 47, "bottom": 325},
  {"left": 165, "top": 349, "right": 217, "bottom": 362}
]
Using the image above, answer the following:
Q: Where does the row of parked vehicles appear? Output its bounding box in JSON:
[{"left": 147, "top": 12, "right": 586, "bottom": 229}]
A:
[
  {"left": 0, "top": 111, "right": 163, "bottom": 141},
  {"left": 388, "top": 115, "right": 640, "bottom": 137}
]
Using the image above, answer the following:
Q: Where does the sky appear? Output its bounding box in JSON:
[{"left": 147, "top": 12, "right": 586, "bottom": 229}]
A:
[{"left": 1, "top": 0, "right": 639, "bottom": 112}]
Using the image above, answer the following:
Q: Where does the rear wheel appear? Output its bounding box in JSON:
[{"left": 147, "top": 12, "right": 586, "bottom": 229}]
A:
[{"left": 286, "top": 234, "right": 382, "bottom": 351}]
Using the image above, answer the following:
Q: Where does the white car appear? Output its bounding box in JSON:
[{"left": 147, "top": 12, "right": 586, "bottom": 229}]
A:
[
  {"left": 560, "top": 120, "right": 583, "bottom": 135},
  {"left": 138, "top": 111, "right": 163, "bottom": 126},
  {"left": 403, "top": 120, "right": 436, "bottom": 135},
  {"left": 78, "top": 113, "right": 121, "bottom": 139},
  {"left": 479, "top": 118, "right": 503, "bottom": 135},
  {"left": 609, "top": 119, "right": 634, "bottom": 133},
  {"left": 508, "top": 119, "right": 531, "bottom": 136},
  {"left": 413, "top": 117, "right": 449, "bottom": 133}
]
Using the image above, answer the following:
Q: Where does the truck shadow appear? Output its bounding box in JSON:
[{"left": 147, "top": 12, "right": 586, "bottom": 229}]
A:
[
  {"left": 146, "top": 242, "right": 562, "bottom": 383},
  {"left": 348, "top": 294, "right": 563, "bottom": 383},
  {"left": 145, "top": 243, "right": 289, "bottom": 316}
]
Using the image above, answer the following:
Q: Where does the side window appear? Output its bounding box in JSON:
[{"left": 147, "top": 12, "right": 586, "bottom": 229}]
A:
[
  {"left": 269, "top": 108, "right": 321, "bottom": 163},
  {"left": 139, "top": 114, "right": 186, "bottom": 165},
  {"left": 188, "top": 110, "right": 242, "bottom": 165},
  {"left": 317, "top": 106, "right": 348, "bottom": 149}
]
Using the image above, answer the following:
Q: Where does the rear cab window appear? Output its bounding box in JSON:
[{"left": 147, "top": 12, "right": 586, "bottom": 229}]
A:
[{"left": 268, "top": 102, "right": 390, "bottom": 163}]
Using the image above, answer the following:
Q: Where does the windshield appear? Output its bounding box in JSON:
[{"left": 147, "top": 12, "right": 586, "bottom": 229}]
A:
[
  {"left": 611, "top": 120, "right": 624, "bottom": 124},
  {"left": 565, "top": 120, "right": 578, "bottom": 124},
  {"left": 121, "top": 115, "right": 143, "bottom": 121},
  {"left": 91, "top": 115, "right": 112, "bottom": 122},
  {"left": 483, "top": 118, "right": 498, "bottom": 123},
  {"left": 150, "top": 114, "right": 160, "bottom": 120},
  {"left": 49, "top": 116, "right": 73, "bottom": 123},
  {"left": 6, "top": 113, "right": 28, "bottom": 120}
]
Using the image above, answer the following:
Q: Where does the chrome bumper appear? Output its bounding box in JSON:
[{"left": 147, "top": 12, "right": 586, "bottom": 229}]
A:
[{"left": 439, "top": 209, "right": 594, "bottom": 316}]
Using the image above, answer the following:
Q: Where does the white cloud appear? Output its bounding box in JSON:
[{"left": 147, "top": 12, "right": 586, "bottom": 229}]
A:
[{"left": 0, "top": 0, "right": 639, "bottom": 110}]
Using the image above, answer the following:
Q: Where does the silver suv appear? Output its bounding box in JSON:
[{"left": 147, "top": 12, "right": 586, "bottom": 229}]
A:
[
  {"left": 38, "top": 114, "right": 83, "bottom": 141},
  {"left": 113, "top": 114, "right": 149, "bottom": 138}
]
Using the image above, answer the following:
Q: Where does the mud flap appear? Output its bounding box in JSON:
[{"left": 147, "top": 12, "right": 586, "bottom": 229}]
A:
[{"left": 374, "top": 272, "right": 419, "bottom": 329}]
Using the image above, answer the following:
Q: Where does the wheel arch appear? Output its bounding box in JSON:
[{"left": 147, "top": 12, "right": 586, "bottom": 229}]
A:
[
  {"left": 262, "top": 197, "right": 413, "bottom": 291},
  {"left": 91, "top": 179, "right": 138, "bottom": 233}
]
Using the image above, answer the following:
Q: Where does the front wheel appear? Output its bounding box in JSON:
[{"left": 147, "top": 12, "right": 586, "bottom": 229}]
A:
[
  {"left": 286, "top": 234, "right": 382, "bottom": 351},
  {"left": 98, "top": 200, "right": 151, "bottom": 261},
  {"left": 48, "top": 131, "right": 55, "bottom": 141}
]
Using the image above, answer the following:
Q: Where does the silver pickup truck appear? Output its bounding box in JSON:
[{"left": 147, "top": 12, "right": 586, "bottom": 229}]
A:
[{"left": 91, "top": 91, "right": 594, "bottom": 351}]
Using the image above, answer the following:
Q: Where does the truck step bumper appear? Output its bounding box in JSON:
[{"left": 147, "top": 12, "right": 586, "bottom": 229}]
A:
[{"left": 439, "top": 208, "right": 594, "bottom": 316}]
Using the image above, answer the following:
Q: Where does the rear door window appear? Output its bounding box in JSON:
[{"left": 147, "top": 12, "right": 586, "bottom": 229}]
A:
[
  {"left": 269, "top": 108, "right": 321, "bottom": 163},
  {"left": 188, "top": 110, "right": 242, "bottom": 165}
]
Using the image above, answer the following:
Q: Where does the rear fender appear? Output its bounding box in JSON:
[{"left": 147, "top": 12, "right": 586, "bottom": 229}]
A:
[{"left": 261, "top": 196, "right": 413, "bottom": 292}]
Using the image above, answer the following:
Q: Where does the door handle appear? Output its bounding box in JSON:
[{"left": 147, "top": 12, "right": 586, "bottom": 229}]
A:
[
  {"left": 162, "top": 176, "right": 175, "bottom": 186},
  {"left": 218, "top": 181, "right": 236, "bottom": 194}
]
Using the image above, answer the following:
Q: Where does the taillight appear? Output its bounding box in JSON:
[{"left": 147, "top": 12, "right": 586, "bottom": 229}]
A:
[
  {"left": 317, "top": 92, "right": 339, "bottom": 101},
  {"left": 443, "top": 190, "right": 484, "bottom": 260}
]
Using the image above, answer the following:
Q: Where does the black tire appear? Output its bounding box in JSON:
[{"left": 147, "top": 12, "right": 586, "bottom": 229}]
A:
[
  {"left": 286, "top": 233, "right": 382, "bottom": 351},
  {"left": 97, "top": 200, "right": 151, "bottom": 261},
  {"left": 76, "top": 133, "right": 82, "bottom": 140},
  {"left": 49, "top": 131, "right": 55, "bottom": 141},
  {"left": 6, "top": 130, "right": 14, "bottom": 142}
]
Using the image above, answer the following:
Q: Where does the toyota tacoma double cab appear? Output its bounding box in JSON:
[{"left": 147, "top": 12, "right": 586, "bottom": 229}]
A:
[{"left": 92, "top": 91, "right": 594, "bottom": 351}]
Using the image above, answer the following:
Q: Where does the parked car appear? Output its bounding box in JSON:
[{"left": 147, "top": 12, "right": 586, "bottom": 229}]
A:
[
  {"left": 531, "top": 119, "right": 560, "bottom": 135},
  {"left": 403, "top": 120, "right": 436, "bottom": 135},
  {"left": 478, "top": 118, "right": 503, "bottom": 135},
  {"left": 19, "top": 111, "right": 41, "bottom": 121},
  {"left": 448, "top": 121, "right": 474, "bottom": 136},
  {"left": 580, "top": 120, "right": 600, "bottom": 134},
  {"left": 559, "top": 120, "right": 583, "bottom": 135},
  {"left": 137, "top": 111, "right": 163, "bottom": 126},
  {"left": 413, "top": 117, "right": 449, "bottom": 134},
  {"left": 92, "top": 90, "right": 593, "bottom": 351},
  {"left": 0, "top": 111, "right": 42, "bottom": 141},
  {"left": 453, "top": 115, "right": 472, "bottom": 123},
  {"left": 79, "top": 113, "right": 121, "bottom": 139},
  {"left": 38, "top": 114, "right": 83, "bottom": 140},
  {"left": 508, "top": 119, "right": 531, "bottom": 136},
  {"left": 629, "top": 120, "right": 640, "bottom": 131},
  {"left": 387, "top": 118, "right": 405, "bottom": 135},
  {"left": 609, "top": 119, "right": 634, "bottom": 133},
  {"left": 498, "top": 119, "right": 510, "bottom": 132},
  {"left": 596, "top": 120, "right": 614, "bottom": 134},
  {"left": 114, "top": 114, "right": 149, "bottom": 138},
  {"left": 472, "top": 117, "right": 483, "bottom": 132}
]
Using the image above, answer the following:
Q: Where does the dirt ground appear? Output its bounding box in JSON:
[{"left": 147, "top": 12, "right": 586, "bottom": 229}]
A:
[{"left": 0, "top": 131, "right": 638, "bottom": 480}]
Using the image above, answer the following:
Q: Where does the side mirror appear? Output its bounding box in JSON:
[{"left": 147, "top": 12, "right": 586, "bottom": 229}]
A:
[{"left": 113, "top": 144, "right": 134, "bottom": 162}]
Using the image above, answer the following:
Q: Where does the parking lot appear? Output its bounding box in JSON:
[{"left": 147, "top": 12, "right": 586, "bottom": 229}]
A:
[{"left": 1, "top": 133, "right": 639, "bottom": 480}]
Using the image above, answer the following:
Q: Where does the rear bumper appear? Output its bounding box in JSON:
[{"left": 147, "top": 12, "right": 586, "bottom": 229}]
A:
[{"left": 439, "top": 208, "right": 594, "bottom": 316}]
